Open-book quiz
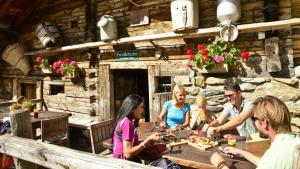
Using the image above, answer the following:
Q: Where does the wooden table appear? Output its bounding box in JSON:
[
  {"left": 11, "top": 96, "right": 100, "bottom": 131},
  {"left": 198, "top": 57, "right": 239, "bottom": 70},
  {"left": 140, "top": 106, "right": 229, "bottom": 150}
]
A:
[
  {"left": 31, "top": 111, "right": 72, "bottom": 139},
  {"left": 31, "top": 111, "right": 72, "bottom": 123},
  {"left": 162, "top": 141, "right": 256, "bottom": 169}
]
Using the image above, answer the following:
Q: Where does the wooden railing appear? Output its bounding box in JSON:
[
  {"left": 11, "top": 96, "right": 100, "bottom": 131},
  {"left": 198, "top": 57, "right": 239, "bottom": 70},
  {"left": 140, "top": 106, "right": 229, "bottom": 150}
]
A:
[{"left": 0, "top": 135, "right": 157, "bottom": 169}]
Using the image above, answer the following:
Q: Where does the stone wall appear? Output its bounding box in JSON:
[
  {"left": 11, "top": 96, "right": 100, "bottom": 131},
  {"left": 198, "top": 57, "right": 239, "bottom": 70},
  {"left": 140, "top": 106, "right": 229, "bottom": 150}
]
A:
[{"left": 174, "top": 75, "right": 300, "bottom": 132}]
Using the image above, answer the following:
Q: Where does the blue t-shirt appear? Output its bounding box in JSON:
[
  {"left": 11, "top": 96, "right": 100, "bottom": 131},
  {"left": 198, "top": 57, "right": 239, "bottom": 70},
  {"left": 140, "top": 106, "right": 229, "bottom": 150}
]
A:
[{"left": 163, "top": 100, "right": 191, "bottom": 128}]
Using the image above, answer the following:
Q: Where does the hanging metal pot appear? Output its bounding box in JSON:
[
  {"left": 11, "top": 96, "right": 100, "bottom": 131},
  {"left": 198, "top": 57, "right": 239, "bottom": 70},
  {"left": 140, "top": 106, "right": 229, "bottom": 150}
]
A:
[
  {"left": 171, "top": 0, "right": 199, "bottom": 32},
  {"left": 217, "top": 0, "right": 241, "bottom": 25}
]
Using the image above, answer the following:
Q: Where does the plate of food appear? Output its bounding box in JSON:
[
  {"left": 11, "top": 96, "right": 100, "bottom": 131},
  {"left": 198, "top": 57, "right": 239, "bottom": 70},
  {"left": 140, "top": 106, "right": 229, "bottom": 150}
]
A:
[{"left": 188, "top": 135, "right": 218, "bottom": 150}]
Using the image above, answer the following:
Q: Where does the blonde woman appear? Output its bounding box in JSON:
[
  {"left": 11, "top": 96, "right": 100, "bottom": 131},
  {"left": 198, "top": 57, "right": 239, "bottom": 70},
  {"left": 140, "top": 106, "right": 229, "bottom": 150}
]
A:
[{"left": 157, "top": 85, "right": 190, "bottom": 130}]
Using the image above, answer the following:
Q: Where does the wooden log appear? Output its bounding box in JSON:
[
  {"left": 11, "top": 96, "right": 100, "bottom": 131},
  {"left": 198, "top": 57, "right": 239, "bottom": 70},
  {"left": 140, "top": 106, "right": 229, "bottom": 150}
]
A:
[
  {"left": 0, "top": 135, "right": 157, "bottom": 169},
  {"left": 9, "top": 109, "right": 37, "bottom": 169}
]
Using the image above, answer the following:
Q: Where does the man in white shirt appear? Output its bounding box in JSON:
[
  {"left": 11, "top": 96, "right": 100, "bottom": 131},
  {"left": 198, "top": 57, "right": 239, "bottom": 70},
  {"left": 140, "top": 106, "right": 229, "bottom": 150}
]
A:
[{"left": 207, "top": 82, "right": 256, "bottom": 137}]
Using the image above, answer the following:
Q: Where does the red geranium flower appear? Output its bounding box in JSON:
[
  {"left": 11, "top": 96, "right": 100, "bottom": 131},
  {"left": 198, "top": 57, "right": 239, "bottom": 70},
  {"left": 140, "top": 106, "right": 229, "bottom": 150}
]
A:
[
  {"left": 201, "top": 49, "right": 209, "bottom": 56},
  {"left": 197, "top": 44, "right": 204, "bottom": 50},
  {"left": 186, "top": 49, "right": 193, "bottom": 55},
  {"left": 240, "top": 52, "right": 250, "bottom": 60},
  {"left": 187, "top": 63, "right": 193, "bottom": 68},
  {"left": 189, "top": 55, "right": 194, "bottom": 61}
]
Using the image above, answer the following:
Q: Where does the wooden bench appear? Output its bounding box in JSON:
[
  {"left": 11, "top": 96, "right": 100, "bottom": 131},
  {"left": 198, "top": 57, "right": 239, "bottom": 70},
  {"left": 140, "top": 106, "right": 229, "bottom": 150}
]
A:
[
  {"left": 89, "top": 119, "right": 114, "bottom": 154},
  {"left": 69, "top": 117, "right": 114, "bottom": 154}
]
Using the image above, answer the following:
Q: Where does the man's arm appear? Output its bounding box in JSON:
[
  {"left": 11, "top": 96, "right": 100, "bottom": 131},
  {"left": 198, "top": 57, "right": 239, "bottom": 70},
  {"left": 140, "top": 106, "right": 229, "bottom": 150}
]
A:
[
  {"left": 209, "top": 113, "right": 228, "bottom": 127},
  {"left": 224, "top": 147, "right": 260, "bottom": 165},
  {"left": 216, "top": 110, "right": 253, "bottom": 132}
]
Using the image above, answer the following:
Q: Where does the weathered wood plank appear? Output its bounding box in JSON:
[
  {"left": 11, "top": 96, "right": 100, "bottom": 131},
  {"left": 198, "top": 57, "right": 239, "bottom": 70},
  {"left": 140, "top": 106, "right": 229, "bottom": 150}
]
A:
[
  {"left": 24, "top": 18, "right": 300, "bottom": 56},
  {"left": 0, "top": 135, "right": 157, "bottom": 169}
]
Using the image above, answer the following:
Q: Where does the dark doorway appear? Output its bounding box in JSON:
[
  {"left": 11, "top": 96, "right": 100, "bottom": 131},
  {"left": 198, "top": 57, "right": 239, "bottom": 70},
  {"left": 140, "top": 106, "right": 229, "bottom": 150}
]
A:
[
  {"left": 21, "top": 83, "right": 36, "bottom": 99},
  {"left": 113, "top": 69, "right": 149, "bottom": 121}
]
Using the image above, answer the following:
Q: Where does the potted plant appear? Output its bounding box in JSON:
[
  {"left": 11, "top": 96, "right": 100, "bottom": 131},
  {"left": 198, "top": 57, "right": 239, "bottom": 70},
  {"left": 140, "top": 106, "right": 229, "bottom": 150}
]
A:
[
  {"left": 34, "top": 56, "right": 53, "bottom": 74},
  {"left": 52, "top": 56, "right": 79, "bottom": 78},
  {"left": 21, "top": 100, "right": 34, "bottom": 112},
  {"left": 9, "top": 103, "right": 22, "bottom": 112},
  {"left": 186, "top": 37, "right": 251, "bottom": 73},
  {"left": 34, "top": 55, "right": 79, "bottom": 77}
]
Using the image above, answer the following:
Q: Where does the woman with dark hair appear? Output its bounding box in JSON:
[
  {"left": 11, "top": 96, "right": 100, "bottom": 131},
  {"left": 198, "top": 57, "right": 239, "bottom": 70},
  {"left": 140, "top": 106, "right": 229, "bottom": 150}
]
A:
[{"left": 112, "top": 94, "right": 160, "bottom": 162}]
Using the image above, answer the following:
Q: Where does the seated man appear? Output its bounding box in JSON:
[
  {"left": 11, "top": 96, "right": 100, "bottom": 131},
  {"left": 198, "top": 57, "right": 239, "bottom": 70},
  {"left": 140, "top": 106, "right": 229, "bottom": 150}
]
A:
[
  {"left": 207, "top": 82, "right": 256, "bottom": 137},
  {"left": 210, "top": 95, "right": 300, "bottom": 169}
]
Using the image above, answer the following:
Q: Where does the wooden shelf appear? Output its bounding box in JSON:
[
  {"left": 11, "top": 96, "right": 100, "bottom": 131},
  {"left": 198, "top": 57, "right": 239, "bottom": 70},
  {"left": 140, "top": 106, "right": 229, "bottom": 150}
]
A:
[{"left": 24, "top": 18, "right": 300, "bottom": 56}]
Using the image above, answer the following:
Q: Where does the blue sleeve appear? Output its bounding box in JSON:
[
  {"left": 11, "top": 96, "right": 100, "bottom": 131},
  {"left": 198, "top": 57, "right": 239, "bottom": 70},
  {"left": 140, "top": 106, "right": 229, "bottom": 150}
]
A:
[
  {"left": 163, "top": 100, "right": 171, "bottom": 110},
  {"left": 184, "top": 103, "right": 191, "bottom": 112}
]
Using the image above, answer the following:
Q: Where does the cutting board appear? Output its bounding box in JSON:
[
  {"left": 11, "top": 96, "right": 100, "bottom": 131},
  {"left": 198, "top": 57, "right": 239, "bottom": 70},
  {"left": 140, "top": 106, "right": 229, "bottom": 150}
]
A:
[{"left": 188, "top": 141, "right": 218, "bottom": 150}]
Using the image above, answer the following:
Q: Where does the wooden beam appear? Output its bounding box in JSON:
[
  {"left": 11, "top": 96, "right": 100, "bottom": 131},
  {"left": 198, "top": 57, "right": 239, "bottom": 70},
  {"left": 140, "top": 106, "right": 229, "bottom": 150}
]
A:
[
  {"left": 13, "top": 0, "right": 43, "bottom": 28},
  {"left": 24, "top": 18, "right": 300, "bottom": 56},
  {"left": 0, "top": 135, "right": 157, "bottom": 169},
  {"left": 0, "top": 0, "right": 13, "bottom": 17}
]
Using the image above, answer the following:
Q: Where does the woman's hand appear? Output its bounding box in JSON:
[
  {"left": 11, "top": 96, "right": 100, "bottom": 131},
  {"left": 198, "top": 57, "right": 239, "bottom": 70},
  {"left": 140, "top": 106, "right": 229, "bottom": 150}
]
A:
[
  {"left": 160, "top": 121, "right": 166, "bottom": 128},
  {"left": 175, "top": 125, "right": 184, "bottom": 130},
  {"left": 207, "top": 127, "right": 217, "bottom": 137},
  {"left": 145, "top": 132, "right": 160, "bottom": 145}
]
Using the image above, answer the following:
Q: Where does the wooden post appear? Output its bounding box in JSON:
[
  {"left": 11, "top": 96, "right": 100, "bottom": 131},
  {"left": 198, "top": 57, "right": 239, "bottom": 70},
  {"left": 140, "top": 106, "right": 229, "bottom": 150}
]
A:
[
  {"left": 9, "top": 109, "right": 37, "bottom": 169},
  {"left": 265, "top": 37, "right": 281, "bottom": 72},
  {"left": 264, "top": 0, "right": 279, "bottom": 38},
  {"left": 85, "top": 0, "right": 97, "bottom": 42}
]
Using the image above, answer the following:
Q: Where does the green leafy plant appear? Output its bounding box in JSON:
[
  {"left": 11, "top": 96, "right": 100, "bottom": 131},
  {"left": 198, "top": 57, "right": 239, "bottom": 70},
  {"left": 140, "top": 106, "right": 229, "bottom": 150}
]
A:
[
  {"left": 21, "top": 100, "right": 33, "bottom": 109},
  {"left": 10, "top": 103, "right": 21, "bottom": 112},
  {"left": 186, "top": 37, "right": 251, "bottom": 69},
  {"left": 52, "top": 56, "right": 78, "bottom": 76},
  {"left": 34, "top": 55, "right": 78, "bottom": 76}
]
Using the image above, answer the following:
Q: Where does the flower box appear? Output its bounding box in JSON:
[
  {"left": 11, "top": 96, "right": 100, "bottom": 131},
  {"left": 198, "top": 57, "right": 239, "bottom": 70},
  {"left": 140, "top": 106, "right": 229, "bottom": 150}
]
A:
[
  {"left": 41, "top": 68, "right": 52, "bottom": 74},
  {"left": 64, "top": 68, "right": 80, "bottom": 78},
  {"left": 195, "top": 63, "right": 229, "bottom": 73},
  {"left": 186, "top": 37, "right": 251, "bottom": 73}
]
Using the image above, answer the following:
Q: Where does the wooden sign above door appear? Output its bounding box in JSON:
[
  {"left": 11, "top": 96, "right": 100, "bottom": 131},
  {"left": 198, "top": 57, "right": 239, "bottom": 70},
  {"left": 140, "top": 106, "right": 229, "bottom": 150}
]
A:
[{"left": 116, "top": 50, "right": 139, "bottom": 61}]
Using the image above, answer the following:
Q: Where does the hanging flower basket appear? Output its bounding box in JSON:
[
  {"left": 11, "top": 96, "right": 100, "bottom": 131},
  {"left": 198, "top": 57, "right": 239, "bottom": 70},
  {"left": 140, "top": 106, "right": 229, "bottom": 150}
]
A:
[
  {"left": 195, "top": 63, "right": 229, "bottom": 73},
  {"left": 34, "top": 55, "right": 78, "bottom": 77},
  {"left": 186, "top": 37, "right": 252, "bottom": 73}
]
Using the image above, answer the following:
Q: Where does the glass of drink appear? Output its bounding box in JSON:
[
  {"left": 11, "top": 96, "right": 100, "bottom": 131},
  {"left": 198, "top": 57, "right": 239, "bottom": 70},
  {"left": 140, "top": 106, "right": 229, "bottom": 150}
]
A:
[
  {"left": 33, "top": 109, "right": 39, "bottom": 118},
  {"left": 228, "top": 139, "right": 236, "bottom": 147},
  {"left": 199, "top": 110, "right": 206, "bottom": 121}
]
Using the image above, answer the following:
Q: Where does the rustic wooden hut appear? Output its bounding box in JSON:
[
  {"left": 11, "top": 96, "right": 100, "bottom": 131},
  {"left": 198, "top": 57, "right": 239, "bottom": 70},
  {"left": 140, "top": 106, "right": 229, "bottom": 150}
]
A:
[{"left": 0, "top": 0, "right": 300, "bottom": 131}]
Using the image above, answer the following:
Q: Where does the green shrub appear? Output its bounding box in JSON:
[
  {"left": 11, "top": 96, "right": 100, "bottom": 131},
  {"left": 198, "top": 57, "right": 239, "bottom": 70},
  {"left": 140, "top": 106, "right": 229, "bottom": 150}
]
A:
[
  {"left": 10, "top": 103, "right": 21, "bottom": 112},
  {"left": 21, "top": 100, "right": 33, "bottom": 110}
]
